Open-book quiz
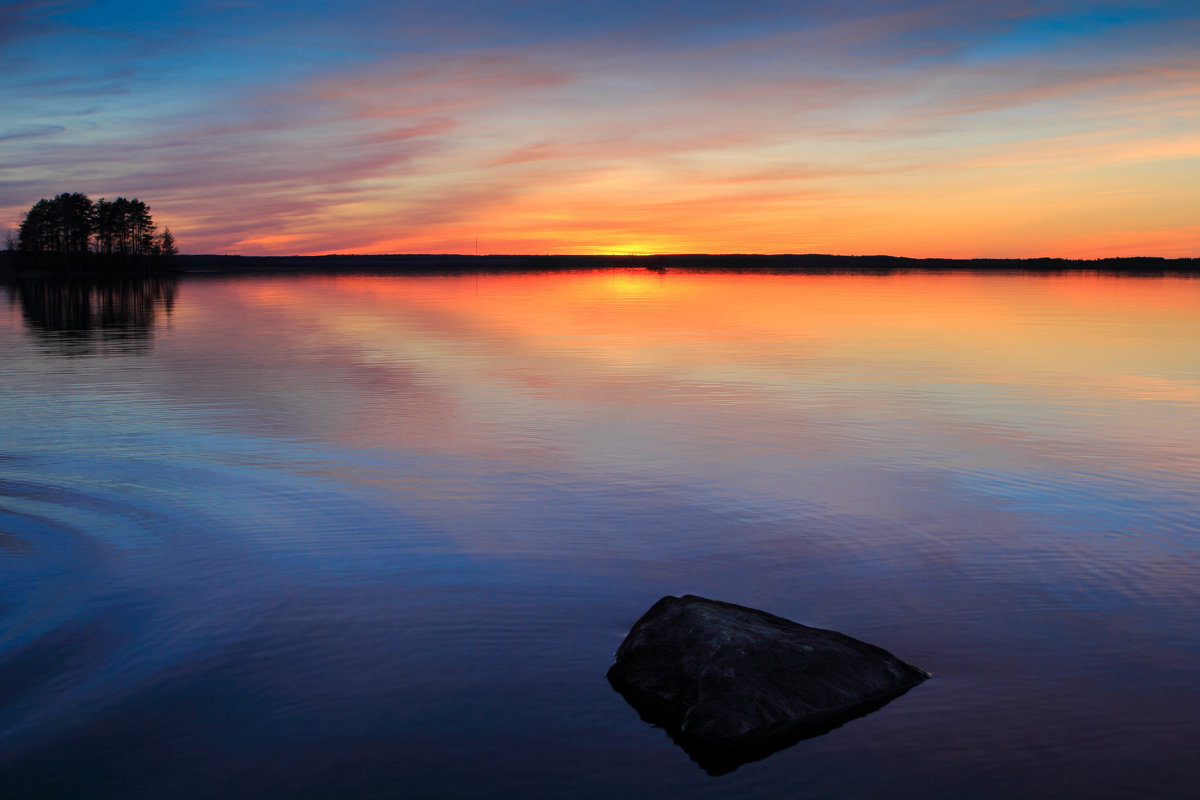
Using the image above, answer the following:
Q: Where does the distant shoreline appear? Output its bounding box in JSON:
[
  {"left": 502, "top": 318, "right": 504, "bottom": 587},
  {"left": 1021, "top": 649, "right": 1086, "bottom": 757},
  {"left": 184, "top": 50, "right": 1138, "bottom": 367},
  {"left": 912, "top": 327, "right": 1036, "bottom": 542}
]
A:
[
  {"left": 167, "top": 252, "right": 1200, "bottom": 276},
  {"left": 3, "top": 251, "right": 1199, "bottom": 277}
]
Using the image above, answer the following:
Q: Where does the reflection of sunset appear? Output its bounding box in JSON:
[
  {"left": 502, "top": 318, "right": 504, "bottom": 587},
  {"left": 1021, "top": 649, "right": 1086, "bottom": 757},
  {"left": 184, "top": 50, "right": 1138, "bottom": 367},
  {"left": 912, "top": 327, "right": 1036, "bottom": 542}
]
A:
[
  {"left": 228, "top": 270, "right": 1200, "bottom": 358},
  {"left": 603, "top": 272, "right": 670, "bottom": 298},
  {"left": 311, "top": 270, "right": 1200, "bottom": 357},
  {"left": 210, "top": 272, "right": 1200, "bottom": 476},
  {"left": 4, "top": 279, "right": 1200, "bottom": 800}
]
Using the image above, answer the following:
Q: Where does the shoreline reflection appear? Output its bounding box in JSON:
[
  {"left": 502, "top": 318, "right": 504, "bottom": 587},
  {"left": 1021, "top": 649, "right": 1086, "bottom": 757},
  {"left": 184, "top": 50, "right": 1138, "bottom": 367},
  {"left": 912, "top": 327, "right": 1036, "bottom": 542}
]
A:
[{"left": 7, "top": 275, "right": 178, "bottom": 356}]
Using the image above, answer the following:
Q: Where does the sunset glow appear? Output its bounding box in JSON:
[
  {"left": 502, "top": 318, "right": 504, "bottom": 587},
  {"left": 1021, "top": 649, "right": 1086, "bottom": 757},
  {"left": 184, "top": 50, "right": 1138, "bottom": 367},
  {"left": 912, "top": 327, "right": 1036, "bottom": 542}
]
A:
[{"left": 3, "top": 2, "right": 1198, "bottom": 257}]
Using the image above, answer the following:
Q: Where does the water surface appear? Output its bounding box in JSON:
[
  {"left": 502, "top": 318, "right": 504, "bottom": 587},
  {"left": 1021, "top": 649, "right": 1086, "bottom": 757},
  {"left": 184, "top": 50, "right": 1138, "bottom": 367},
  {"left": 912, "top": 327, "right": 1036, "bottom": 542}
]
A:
[{"left": 2, "top": 270, "right": 1198, "bottom": 798}]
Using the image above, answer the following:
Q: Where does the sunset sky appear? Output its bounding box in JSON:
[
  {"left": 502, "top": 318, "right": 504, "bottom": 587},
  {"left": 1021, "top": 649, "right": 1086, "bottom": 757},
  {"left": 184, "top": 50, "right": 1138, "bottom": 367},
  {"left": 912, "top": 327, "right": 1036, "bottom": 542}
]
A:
[{"left": 2, "top": 1, "right": 1198, "bottom": 257}]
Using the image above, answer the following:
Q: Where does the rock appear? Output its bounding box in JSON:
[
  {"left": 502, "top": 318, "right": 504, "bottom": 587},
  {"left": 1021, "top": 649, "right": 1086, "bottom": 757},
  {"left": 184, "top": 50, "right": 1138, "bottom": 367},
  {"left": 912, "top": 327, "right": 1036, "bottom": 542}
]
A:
[{"left": 607, "top": 595, "right": 929, "bottom": 773}]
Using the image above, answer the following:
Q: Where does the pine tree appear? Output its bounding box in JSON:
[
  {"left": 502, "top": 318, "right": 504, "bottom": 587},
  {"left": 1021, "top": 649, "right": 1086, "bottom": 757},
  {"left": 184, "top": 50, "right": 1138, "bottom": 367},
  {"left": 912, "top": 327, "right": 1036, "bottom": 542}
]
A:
[{"left": 156, "top": 227, "right": 178, "bottom": 257}]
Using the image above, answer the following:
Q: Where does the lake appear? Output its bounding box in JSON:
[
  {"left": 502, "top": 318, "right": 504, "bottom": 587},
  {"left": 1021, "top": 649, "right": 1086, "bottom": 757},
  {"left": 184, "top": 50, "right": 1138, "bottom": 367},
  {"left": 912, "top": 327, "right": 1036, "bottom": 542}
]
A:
[{"left": 1, "top": 269, "right": 1198, "bottom": 798}]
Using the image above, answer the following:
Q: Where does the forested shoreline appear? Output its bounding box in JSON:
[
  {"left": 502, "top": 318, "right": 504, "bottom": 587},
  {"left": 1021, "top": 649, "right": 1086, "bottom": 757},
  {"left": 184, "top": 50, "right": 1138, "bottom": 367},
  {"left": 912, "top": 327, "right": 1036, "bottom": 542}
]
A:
[
  {"left": 6, "top": 192, "right": 176, "bottom": 273},
  {"left": 165, "top": 252, "right": 1200, "bottom": 276}
]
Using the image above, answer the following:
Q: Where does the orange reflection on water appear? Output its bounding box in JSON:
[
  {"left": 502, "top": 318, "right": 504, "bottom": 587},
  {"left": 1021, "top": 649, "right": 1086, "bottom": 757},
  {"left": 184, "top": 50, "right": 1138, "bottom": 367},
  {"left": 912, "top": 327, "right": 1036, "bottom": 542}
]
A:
[
  {"left": 198, "top": 271, "right": 1200, "bottom": 480},
  {"left": 308, "top": 270, "right": 1200, "bottom": 373},
  {"left": 208, "top": 270, "right": 1200, "bottom": 387}
]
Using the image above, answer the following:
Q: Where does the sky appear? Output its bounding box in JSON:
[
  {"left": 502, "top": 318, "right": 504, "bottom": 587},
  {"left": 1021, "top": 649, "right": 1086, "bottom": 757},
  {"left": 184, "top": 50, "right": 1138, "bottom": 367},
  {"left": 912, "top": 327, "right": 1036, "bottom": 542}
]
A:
[{"left": 1, "top": 0, "right": 1198, "bottom": 257}]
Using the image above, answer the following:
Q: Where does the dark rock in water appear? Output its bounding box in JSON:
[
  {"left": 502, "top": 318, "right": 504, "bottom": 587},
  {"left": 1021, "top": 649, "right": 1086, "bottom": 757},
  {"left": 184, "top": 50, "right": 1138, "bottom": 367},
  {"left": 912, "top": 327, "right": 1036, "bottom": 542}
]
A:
[{"left": 607, "top": 595, "right": 930, "bottom": 774}]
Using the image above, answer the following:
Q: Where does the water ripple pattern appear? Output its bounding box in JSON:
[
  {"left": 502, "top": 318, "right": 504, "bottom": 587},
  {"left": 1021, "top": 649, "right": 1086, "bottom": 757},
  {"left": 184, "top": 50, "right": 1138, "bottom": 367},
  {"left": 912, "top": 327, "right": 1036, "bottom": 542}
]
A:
[{"left": 1, "top": 270, "right": 1198, "bottom": 799}]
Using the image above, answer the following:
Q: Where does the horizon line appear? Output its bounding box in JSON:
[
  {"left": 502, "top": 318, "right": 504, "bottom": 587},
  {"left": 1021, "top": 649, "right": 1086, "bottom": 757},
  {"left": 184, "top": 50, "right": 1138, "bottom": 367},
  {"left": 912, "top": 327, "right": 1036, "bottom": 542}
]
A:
[{"left": 174, "top": 252, "right": 1199, "bottom": 262}]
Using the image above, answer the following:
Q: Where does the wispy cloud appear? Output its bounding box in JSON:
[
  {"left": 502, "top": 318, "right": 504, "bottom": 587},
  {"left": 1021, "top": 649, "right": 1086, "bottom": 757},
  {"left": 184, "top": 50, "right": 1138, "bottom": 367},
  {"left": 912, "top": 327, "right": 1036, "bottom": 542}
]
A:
[
  {"left": 0, "top": 1, "right": 84, "bottom": 46},
  {"left": 0, "top": 124, "right": 66, "bottom": 142}
]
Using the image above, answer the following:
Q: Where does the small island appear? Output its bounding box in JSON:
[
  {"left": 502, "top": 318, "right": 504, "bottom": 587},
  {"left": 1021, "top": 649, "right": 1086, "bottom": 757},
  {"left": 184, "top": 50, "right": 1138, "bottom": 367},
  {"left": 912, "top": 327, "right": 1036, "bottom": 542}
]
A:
[{"left": 5, "top": 192, "right": 176, "bottom": 274}]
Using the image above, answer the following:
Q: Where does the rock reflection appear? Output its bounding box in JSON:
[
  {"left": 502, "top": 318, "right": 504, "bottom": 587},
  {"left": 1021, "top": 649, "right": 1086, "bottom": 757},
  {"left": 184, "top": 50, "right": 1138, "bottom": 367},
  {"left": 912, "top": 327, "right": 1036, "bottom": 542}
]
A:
[
  {"left": 610, "top": 675, "right": 919, "bottom": 776},
  {"left": 8, "top": 275, "right": 177, "bottom": 356}
]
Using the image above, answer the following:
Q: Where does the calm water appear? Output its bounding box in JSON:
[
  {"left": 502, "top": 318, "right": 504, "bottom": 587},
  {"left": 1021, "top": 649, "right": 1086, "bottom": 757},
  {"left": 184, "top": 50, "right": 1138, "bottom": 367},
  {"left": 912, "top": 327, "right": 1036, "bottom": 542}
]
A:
[{"left": 1, "top": 270, "right": 1198, "bottom": 798}]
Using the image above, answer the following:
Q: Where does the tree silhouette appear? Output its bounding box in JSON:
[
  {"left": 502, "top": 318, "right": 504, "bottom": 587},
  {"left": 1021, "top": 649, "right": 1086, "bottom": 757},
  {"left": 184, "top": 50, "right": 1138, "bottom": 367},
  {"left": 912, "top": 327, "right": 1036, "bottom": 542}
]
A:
[
  {"left": 157, "top": 227, "right": 178, "bottom": 257},
  {"left": 14, "top": 192, "right": 176, "bottom": 271},
  {"left": 18, "top": 193, "right": 95, "bottom": 263},
  {"left": 92, "top": 197, "right": 156, "bottom": 258}
]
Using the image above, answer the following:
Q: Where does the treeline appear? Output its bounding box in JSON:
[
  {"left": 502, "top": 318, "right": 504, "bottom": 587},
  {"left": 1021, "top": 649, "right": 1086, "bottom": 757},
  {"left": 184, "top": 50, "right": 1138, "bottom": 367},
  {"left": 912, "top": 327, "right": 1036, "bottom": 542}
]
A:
[
  {"left": 8, "top": 192, "right": 177, "bottom": 271},
  {"left": 163, "top": 252, "right": 1200, "bottom": 276}
]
